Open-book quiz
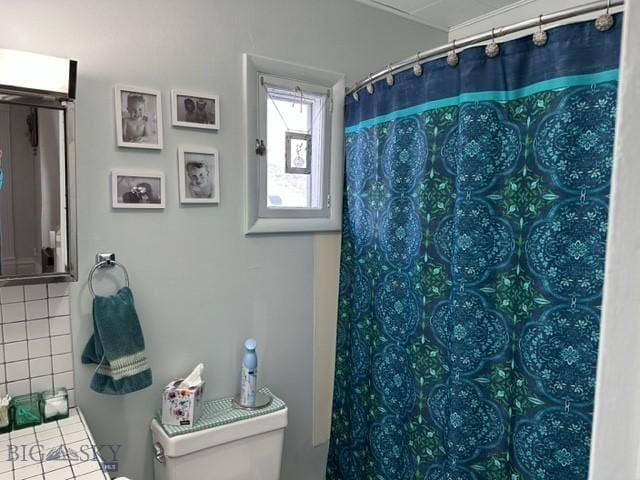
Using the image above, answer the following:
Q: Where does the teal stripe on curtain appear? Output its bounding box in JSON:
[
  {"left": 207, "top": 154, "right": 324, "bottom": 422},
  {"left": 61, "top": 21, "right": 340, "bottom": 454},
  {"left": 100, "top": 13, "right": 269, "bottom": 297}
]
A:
[{"left": 345, "top": 69, "right": 620, "bottom": 134}]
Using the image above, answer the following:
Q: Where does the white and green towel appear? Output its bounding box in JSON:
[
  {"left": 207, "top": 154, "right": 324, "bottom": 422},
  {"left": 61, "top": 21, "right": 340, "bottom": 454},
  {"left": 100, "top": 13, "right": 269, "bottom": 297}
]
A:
[{"left": 81, "top": 287, "right": 152, "bottom": 394}]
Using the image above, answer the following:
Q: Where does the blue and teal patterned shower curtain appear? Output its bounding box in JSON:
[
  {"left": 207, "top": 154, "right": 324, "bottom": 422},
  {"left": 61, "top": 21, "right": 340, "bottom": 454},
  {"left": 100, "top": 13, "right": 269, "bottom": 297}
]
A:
[{"left": 328, "top": 15, "right": 622, "bottom": 480}]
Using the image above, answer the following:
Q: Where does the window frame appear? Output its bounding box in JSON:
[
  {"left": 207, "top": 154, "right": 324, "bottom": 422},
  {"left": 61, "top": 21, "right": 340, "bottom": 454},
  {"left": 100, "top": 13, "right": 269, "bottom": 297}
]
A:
[{"left": 243, "top": 54, "right": 344, "bottom": 234}]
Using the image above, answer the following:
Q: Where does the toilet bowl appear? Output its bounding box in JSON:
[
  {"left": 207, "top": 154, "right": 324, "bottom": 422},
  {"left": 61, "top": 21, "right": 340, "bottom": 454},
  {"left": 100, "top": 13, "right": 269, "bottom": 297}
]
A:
[{"left": 150, "top": 406, "right": 288, "bottom": 480}]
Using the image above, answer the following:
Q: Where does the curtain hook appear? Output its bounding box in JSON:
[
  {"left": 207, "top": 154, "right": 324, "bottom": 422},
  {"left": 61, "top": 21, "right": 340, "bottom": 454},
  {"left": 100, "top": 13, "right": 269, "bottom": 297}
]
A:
[
  {"left": 366, "top": 74, "right": 375, "bottom": 95},
  {"left": 532, "top": 14, "right": 548, "bottom": 46},
  {"left": 447, "top": 39, "right": 460, "bottom": 67},
  {"left": 485, "top": 27, "right": 500, "bottom": 58},
  {"left": 413, "top": 52, "right": 423, "bottom": 77},
  {"left": 595, "top": 0, "right": 614, "bottom": 31},
  {"left": 385, "top": 65, "right": 395, "bottom": 86},
  {"left": 352, "top": 90, "right": 360, "bottom": 102}
]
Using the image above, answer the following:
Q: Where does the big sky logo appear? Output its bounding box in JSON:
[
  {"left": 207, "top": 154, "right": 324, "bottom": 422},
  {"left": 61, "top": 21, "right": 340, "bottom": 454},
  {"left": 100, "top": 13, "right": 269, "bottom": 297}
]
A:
[{"left": 5, "top": 443, "right": 122, "bottom": 473}]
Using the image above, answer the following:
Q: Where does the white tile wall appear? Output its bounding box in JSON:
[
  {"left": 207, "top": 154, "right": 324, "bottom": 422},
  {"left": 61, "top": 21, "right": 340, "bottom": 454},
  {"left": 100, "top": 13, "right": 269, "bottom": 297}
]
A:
[{"left": 0, "top": 285, "right": 74, "bottom": 404}]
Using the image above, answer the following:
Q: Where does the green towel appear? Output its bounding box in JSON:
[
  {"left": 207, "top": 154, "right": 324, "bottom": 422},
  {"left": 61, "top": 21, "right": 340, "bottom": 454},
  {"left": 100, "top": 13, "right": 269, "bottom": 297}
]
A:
[{"left": 81, "top": 287, "right": 152, "bottom": 394}]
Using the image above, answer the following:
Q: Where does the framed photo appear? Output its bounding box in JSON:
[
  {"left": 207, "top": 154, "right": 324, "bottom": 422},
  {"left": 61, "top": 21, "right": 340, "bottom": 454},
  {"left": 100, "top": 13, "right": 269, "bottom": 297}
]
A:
[
  {"left": 177, "top": 146, "right": 220, "bottom": 204},
  {"left": 285, "top": 132, "right": 312, "bottom": 174},
  {"left": 171, "top": 90, "right": 220, "bottom": 130},
  {"left": 112, "top": 170, "right": 165, "bottom": 209},
  {"left": 115, "top": 85, "right": 163, "bottom": 149}
]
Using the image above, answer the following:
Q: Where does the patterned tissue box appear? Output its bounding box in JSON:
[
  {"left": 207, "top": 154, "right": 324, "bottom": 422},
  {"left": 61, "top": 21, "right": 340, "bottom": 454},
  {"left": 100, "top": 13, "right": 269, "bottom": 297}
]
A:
[{"left": 161, "top": 378, "right": 205, "bottom": 426}]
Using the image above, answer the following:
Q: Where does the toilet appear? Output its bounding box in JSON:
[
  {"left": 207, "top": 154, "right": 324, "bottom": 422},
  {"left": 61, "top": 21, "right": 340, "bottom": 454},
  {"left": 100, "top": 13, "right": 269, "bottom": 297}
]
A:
[{"left": 150, "top": 407, "right": 288, "bottom": 480}]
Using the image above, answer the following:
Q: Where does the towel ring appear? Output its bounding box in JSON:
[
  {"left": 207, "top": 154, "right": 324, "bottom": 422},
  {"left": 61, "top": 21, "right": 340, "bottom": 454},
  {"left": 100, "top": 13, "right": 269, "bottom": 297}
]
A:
[{"left": 89, "top": 256, "right": 130, "bottom": 298}]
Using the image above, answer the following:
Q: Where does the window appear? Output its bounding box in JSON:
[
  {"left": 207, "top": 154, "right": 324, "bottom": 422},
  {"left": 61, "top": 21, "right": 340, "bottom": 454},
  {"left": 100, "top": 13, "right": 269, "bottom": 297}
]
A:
[
  {"left": 243, "top": 54, "right": 344, "bottom": 234},
  {"left": 261, "top": 76, "right": 326, "bottom": 213}
]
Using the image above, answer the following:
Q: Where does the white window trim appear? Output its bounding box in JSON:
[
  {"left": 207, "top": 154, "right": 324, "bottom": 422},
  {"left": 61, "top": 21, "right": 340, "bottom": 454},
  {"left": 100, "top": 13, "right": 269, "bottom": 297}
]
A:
[{"left": 243, "top": 53, "right": 345, "bottom": 234}]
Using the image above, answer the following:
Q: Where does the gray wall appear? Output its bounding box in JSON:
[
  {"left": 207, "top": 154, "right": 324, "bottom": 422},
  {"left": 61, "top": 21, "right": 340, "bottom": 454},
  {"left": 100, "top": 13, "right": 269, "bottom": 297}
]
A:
[{"left": 0, "top": 1, "right": 445, "bottom": 479}]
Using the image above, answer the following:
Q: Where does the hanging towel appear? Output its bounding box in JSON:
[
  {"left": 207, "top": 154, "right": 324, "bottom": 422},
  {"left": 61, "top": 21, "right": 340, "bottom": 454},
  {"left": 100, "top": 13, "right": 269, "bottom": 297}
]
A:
[{"left": 81, "top": 287, "right": 152, "bottom": 394}]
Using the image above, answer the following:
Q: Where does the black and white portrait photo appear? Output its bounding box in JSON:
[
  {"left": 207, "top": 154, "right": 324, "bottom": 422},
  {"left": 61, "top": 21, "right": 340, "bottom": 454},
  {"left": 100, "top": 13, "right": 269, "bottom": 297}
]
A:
[
  {"left": 112, "top": 171, "right": 166, "bottom": 209},
  {"left": 171, "top": 90, "right": 220, "bottom": 130},
  {"left": 114, "top": 85, "right": 163, "bottom": 149},
  {"left": 177, "top": 146, "right": 220, "bottom": 204}
]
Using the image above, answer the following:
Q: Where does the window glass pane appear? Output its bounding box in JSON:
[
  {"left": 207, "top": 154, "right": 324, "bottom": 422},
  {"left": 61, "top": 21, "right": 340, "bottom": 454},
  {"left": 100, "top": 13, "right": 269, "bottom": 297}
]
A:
[{"left": 266, "top": 86, "right": 324, "bottom": 209}]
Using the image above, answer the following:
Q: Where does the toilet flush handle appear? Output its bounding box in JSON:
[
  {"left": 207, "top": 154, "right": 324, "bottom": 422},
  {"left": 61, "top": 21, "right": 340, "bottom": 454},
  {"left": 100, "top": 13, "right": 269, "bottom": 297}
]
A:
[{"left": 153, "top": 442, "right": 166, "bottom": 464}]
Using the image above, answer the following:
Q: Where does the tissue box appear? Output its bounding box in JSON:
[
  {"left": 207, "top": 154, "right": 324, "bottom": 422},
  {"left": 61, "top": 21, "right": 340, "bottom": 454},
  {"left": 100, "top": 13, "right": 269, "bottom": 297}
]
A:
[{"left": 161, "top": 379, "right": 205, "bottom": 426}]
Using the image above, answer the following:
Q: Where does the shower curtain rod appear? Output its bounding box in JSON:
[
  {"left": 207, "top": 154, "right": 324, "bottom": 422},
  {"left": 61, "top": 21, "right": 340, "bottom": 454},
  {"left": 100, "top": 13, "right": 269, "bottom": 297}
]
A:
[{"left": 347, "top": 0, "right": 624, "bottom": 96}]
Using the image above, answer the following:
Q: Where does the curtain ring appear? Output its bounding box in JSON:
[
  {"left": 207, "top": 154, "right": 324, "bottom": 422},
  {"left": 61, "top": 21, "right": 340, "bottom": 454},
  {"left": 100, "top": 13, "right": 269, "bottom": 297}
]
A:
[
  {"left": 532, "top": 14, "right": 548, "bottom": 46},
  {"left": 385, "top": 65, "right": 395, "bottom": 86},
  {"left": 447, "top": 39, "right": 459, "bottom": 67},
  {"left": 413, "top": 52, "right": 423, "bottom": 77},
  {"left": 485, "top": 28, "right": 500, "bottom": 58},
  {"left": 366, "top": 74, "right": 375, "bottom": 95},
  {"left": 595, "top": 0, "right": 614, "bottom": 31},
  {"left": 352, "top": 90, "right": 359, "bottom": 102}
]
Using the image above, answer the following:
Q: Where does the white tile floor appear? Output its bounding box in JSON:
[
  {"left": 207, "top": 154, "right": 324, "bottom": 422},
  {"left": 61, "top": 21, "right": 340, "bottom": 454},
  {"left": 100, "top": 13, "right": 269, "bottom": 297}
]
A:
[{"left": 0, "top": 409, "right": 108, "bottom": 479}]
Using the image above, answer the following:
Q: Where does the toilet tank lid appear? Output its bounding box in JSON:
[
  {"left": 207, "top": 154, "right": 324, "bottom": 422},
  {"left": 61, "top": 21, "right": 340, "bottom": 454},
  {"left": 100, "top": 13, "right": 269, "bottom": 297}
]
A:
[
  {"left": 158, "top": 388, "right": 286, "bottom": 438},
  {"left": 151, "top": 389, "right": 288, "bottom": 458},
  {"left": 151, "top": 407, "right": 288, "bottom": 458}
]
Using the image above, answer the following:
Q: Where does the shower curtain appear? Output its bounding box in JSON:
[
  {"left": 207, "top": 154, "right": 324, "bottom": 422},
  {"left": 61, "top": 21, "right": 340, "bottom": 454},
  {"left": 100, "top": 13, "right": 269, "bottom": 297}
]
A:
[{"left": 328, "top": 15, "right": 622, "bottom": 480}]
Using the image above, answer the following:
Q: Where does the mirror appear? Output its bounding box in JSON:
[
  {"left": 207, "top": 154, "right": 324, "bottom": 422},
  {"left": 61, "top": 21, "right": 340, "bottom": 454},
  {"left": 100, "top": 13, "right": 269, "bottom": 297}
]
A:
[{"left": 0, "top": 100, "right": 76, "bottom": 285}]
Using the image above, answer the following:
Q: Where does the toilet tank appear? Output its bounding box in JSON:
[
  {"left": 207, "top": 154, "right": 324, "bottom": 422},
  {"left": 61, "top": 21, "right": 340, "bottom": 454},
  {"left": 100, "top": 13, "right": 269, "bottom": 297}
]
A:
[{"left": 150, "top": 407, "right": 288, "bottom": 480}]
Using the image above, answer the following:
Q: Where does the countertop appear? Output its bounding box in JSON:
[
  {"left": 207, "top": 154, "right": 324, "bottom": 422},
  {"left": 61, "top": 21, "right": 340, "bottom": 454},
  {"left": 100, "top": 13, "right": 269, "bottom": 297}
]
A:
[{"left": 0, "top": 408, "right": 109, "bottom": 480}]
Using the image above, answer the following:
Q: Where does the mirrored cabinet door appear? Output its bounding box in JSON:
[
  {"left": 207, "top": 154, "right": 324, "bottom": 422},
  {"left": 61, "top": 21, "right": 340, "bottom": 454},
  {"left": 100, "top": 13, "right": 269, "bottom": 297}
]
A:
[{"left": 0, "top": 103, "right": 69, "bottom": 278}]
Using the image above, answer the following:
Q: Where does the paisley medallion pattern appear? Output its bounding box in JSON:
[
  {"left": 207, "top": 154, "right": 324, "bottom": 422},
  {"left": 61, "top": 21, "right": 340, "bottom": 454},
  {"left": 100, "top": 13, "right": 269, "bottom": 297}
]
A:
[
  {"left": 348, "top": 390, "right": 369, "bottom": 443},
  {"left": 435, "top": 200, "right": 514, "bottom": 284},
  {"left": 329, "top": 17, "right": 619, "bottom": 480},
  {"left": 347, "top": 129, "right": 377, "bottom": 192},
  {"left": 349, "top": 327, "right": 370, "bottom": 383},
  {"left": 370, "top": 416, "right": 416, "bottom": 480},
  {"left": 379, "top": 197, "right": 422, "bottom": 269},
  {"left": 427, "top": 464, "right": 478, "bottom": 480},
  {"left": 374, "top": 271, "right": 419, "bottom": 342},
  {"left": 337, "top": 447, "right": 363, "bottom": 480},
  {"left": 382, "top": 117, "right": 428, "bottom": 193},
  {"left": 350, "top": 266, "right": 371, "bottom": 318},
  {"left": 520, "top": 305, "right": 599, "bottom": 404},
  {"left": 372, "top": 343, "right": 417, "bottom": 415},
  {"left": 514, "top": 409, "right": 592, "bottom": 479},
  {"left": 431, "top": 291, "right": 508, "bottom": 374},
  {"left": 428, "top": 380, "right": 504, "bottom": 461},
  {"left": 534, "top": 85, "right": 617, "bottom": 193},
  {"left": 526, "top": 199, "right": 608, "bottom": 300},
  {"left": 442, "top": 102, "right": 520, "bottom": 192},
  {"left": 347, "top": 197, "right": 374, "bottom": 254}
]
